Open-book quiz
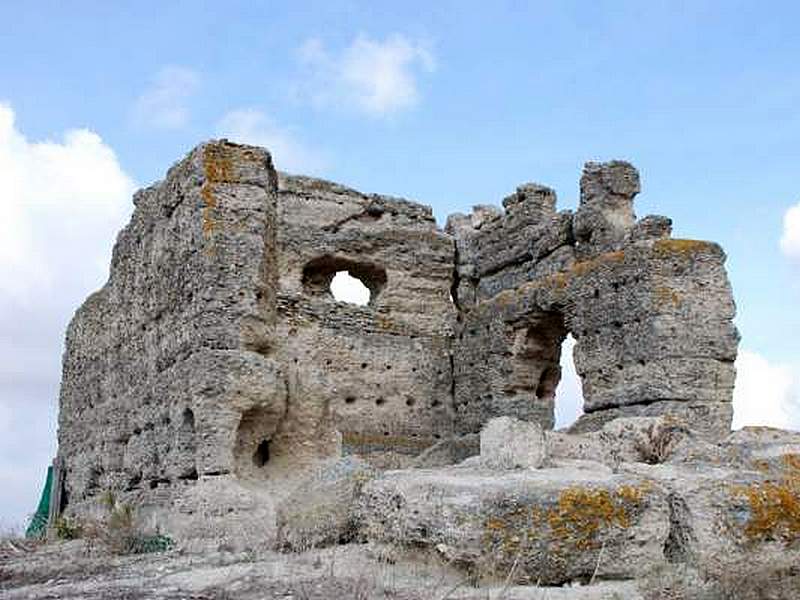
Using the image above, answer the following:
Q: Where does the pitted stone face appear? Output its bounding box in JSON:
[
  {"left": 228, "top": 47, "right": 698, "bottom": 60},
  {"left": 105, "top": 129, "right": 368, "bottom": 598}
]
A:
[
  {"left": 574, "top": 160, "right": 641, "bottom": 257},
  {"left": 56, "top": 144, "right": 738, "bottom": 526},
  {"left": 451, "top": 160, "right": 737, "bottom": 437}
]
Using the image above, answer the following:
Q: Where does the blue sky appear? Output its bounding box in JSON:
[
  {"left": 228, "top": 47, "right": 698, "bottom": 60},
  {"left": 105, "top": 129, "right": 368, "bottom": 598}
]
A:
[{"left": 1, "top": 0, "right": 799, "bottom": 529}]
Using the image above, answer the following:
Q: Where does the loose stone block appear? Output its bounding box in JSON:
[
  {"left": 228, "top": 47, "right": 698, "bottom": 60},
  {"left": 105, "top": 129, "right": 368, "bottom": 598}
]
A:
[{"left": 481, "top": 416, "right": 547, "bottom": 470}]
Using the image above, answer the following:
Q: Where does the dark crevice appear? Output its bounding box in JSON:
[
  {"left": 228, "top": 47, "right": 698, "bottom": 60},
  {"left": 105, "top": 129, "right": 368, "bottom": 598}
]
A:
[{"left": 664, "top": 493, "right": 696, "bottom": 563}]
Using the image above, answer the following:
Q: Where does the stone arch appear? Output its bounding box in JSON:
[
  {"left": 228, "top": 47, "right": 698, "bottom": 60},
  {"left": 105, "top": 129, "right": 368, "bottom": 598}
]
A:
[{"left": 506, "top": 311, "right": 568, "bottom": 429}]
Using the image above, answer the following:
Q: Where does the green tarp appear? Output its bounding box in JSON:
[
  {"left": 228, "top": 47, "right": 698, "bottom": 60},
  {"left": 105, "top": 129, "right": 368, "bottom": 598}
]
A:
[{"left": 25, "top": 465, "right": 52, "bottom": 538}]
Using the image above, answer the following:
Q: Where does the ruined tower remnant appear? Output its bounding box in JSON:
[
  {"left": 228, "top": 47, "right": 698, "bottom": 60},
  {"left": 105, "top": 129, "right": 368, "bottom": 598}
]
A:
[{"left": 56, "top": 141, "right": 738, "bottom": 521}]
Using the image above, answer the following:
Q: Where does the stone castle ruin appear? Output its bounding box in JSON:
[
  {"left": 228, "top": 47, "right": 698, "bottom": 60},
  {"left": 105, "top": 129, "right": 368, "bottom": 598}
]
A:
[{"left": 52, "top": 140, "right": 794, "bottom": 591}]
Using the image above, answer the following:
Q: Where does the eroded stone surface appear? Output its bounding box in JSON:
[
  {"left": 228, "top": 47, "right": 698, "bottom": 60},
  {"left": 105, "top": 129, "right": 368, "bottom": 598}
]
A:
[
  {"left": 56, "top": 141, "right": 741, "bottom": 553},
  {"left": 358, "top": 465, "right": 669, "bottom": 585},
  {"left": 480, "top": 416, "right": 546, "bottom": 469}
]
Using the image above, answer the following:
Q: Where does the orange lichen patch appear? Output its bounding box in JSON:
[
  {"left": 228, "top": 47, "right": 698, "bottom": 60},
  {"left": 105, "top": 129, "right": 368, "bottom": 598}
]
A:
[
  {"left": 200, "top": 144, "right": 237, "bottom": 239},
  {"left": 481, "top": 484, "right": 650, "bottom": 556},
  {"left": 782, "top": 453, "right": 800, "bottom": 473},
  {"left": 653, "top": 239, "right": 716, "bottom": 258},
  {"left": 653, "top": 285, "right": 682, "bottom": 308},
  {"left": 752, "top": 459, "right": 772, "bottom": 473},
  {"left": 734, "top": 455, "right": 800, "bottom": 544},
  {"left": 538, "top": 271, "right": 569, "bottom": 291},
  {"left": 202, "top": 144, "right": 235, "bottom": 182},
  {"left": 570, "top": 251, "right": 625, "bottom": 278},
  {"left": 735, "top": 480, "right": 800, "bottom": 543}
]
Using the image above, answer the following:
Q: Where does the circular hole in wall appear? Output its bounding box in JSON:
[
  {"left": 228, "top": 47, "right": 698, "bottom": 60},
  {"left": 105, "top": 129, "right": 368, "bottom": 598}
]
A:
[
  {"left": 375, "top": 397, "right": 386, "bottom": 406},
  {"left": 344, "top": 396, "right": 356, "bottom": 405}
]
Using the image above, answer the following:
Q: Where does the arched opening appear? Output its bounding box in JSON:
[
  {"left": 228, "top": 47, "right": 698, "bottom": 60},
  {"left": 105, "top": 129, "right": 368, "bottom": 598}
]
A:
[
  {"left": 554, "top": 335, "right": 585, "bottom": 429},
  {"left": 302, "top": 255, "right": 387, "bottom": 306},
  {"left": 509, "top": 313, "right": 567, "bottom": 403},
  {"left": 330, "top": 271, "right": 370, "bottom": 305}
]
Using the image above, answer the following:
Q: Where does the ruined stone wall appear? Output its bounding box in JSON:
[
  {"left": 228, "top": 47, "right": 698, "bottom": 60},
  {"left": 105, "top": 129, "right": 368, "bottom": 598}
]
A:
[
  {"left": 57, "top": 141, "right": 458, "bottom": 516},
  {"left": 272, "top": 174, "right": 456, "bottom": 465},
  {"left": 58, "top": 141, "right": 289, "bottom": 512},
  {"left": 449, "top": 161, "right": 739, "bottom": 438},
  {"left": 56, "top": 143, "right": 739, "bottom": 523}
]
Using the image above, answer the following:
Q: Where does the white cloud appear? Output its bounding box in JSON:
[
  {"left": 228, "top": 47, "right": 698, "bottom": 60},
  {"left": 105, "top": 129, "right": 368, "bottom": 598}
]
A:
[
  {"left": 0, "top": 103, "right": 135, "bottom": 300},
  {"left": 733, "top": 349, "right": 800, "bottom": 430},
  {"left": 0, "top": 102, "right": 135, "bottom": 529},
  {"left": 132, "top": 66, "right": 200, "bottom": 129},
  {"left": 296, "top": 34, "right": 435, "bottom": 116},
  {"left": 216, "top": 108, "right": 327, "bottom": 175},
  {"left": 780, "top": 202, "right": 800, "bottom": 261}
]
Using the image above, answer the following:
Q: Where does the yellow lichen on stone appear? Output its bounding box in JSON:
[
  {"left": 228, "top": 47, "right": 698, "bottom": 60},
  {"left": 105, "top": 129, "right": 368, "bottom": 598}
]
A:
[
  {"left": 654, "top": 285, "right": 682, "bottom": 308},
  {"left": 653, "top": 238, "right": 715, "bottom": 258},
  {"left": 782, "top": 453, "right": 800, "bottom": 473},
  {"left": 481, "top": 484, "right": 650, "bottom": 557},
  {"left": 734, "top": 455, "right": 800, "bottom": 544},
  {"left": 200, "top": 143, "right": 236, "bottom": 239},
  {"left": 570, "top": 251, "right": 625, "bottom": 278}
]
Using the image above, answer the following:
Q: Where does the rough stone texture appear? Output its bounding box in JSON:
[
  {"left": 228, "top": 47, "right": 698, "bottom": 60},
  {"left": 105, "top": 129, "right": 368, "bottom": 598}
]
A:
[
  {"left": 275, "top": 456, "right": 375, "bottom": 550},
  {"left": 274, "top": 173, "right": 456, "bottom": 463},
  {"left": 409, "top": 433, "right": 480, "bottom": 468},
  {"left": 56, "top": 141, "right": 741, "bottom": 551},
  {"left": 57, "top": 140, "right": 456, "bottom": 527},
  {"left": 58, "top": 142, "right": 289, "bottom": 519},
  {"left": 0, "top": 540, "right": 647, "bottom": 600},
  {"left": 480, "top": 416, "right": 546, "bottom": 469},
  {"left": 355, "top": 419, "right": 800, "bottom": 589},
  {"left": 451, "top": 161, "right": 738, "bottom": 435},
  {"left": 358, "top": 465, "right": 669, "bottom": 585}
]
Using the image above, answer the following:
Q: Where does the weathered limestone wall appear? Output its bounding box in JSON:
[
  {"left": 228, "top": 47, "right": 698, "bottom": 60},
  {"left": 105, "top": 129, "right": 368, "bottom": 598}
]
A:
[
  {"left": 272, "top": 174, "right": 456, "bottom": 465},
  {"left": 58, "top": 141, "right": 287, "bottom": 512},
  {"left": 56, "top": 143, "right": 739, "bottom": 527},
  {"left": 57, "top": 141, "right": 458, "bottom": 517},
  {"left": 449, "top": 161, "right": 738, "bottom": 437}
]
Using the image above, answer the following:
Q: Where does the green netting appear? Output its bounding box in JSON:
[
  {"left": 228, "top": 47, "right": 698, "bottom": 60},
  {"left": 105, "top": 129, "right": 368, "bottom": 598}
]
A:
[{"left": 25, "top": 465, "right": 52, "bottom": 539}]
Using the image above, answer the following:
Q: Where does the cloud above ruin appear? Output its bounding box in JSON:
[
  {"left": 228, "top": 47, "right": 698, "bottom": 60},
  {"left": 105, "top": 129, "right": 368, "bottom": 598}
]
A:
[
  {"left": 733, "top": 349, "right": 800, "bottom": 430},
  {"left": 216, "top": 108, "right": 328, "bottom": 175},
  {"left": 780, "top": 202, "right": 800, "bottom": 261},
  {"left": 132, "top": 66, "right": 201, "bottom": 129},
  {"left": 295, "top": 34, "right": 435, "bottom": 116},
  {"left": 0, "top": 102, "right": 135, "bottom": 528}
]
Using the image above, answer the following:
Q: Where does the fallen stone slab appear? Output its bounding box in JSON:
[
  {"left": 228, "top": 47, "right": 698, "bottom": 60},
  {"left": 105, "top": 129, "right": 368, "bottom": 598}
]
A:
[{"left": 358, "top": 465, "right": 669, "bottom": 585}]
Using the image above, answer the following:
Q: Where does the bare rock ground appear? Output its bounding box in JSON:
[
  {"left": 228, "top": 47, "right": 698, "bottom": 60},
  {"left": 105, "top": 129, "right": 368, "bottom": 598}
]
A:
[{"left": 1, "top": 539, "right": 641, "bottom": 600}]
